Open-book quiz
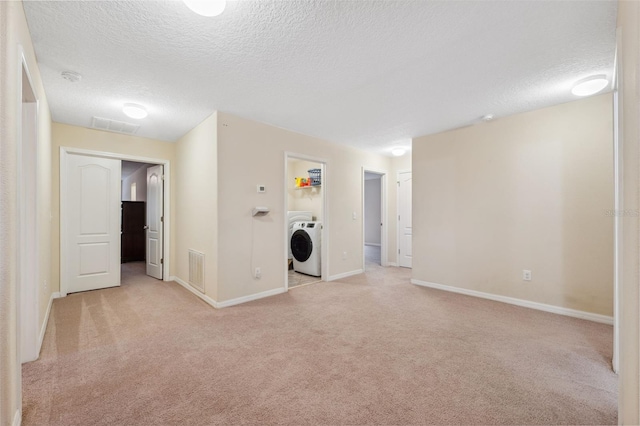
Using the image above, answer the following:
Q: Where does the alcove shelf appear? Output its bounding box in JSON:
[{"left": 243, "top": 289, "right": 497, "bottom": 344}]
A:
[{"left": 294, "top": 185, "right": 321, "bottom": 190}]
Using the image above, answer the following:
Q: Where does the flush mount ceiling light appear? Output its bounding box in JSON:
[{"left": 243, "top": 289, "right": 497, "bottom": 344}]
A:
[
  {"left": 182, "top": 0, "right": 226, "bottom": 17},
  {"left": 391, "top": 148, "right": 406, "bottom": 157},
  {"left": 571, "top": 75, "right": 609, "bottom": 97},
  {"left": 122, "top": 103, "right": 148, "bottom": 119},
  {"left": 481, "top": 114, "right": 495, "bottom": 122}
]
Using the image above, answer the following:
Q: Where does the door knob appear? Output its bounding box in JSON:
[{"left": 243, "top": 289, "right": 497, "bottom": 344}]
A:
[{"left": 143, "top": 225, "right": 149, "bottom": 230}]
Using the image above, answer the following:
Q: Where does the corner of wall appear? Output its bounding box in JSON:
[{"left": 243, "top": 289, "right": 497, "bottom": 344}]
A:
[{"left": 174, "top": 112, "right": 219, "bottom": 301}]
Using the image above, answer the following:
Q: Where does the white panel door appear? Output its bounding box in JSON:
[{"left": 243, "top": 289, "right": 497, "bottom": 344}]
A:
[
  {"left": 398, "top": 171, "right": 412, "bottom": 268},
  {"left": 146, "top": 165, "right": 163, "bottom": 279},
  {"left": 64, "top": 154, "right": 121, "bottom": 293}
]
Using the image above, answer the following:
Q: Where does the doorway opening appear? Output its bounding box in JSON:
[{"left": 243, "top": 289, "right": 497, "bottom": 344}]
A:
[
  {"left": 363, "top": 169, "right": 387, "bottom": 270},
  {"left": 18, "top": 50, "right": 39, "bottom": 368},
  {"left": 285, "top": 153, "right": 327, "bottom": 289},
  {"left": 120, "top": 161, "right": 163, "bottom": 284},
  {"left": 60, "top": 148, "right": 170, "bottom": 296}
]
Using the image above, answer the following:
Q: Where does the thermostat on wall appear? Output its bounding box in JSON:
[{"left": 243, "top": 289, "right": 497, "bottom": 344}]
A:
[{"left": 257, "top": 184, "right": 266, "bottom": 193}]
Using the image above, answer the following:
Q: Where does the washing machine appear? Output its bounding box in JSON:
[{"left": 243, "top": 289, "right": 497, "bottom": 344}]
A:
[
  {"left": 291, "top": 221, "right": 322, "bottom": 277},
  {"left": 287, "top": 211, "right": 313, "bottom": 259}
]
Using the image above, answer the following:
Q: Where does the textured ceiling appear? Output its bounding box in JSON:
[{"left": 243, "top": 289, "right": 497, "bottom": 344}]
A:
[{"left": 23, "top": 0, "right": 617, "bottom": 155}]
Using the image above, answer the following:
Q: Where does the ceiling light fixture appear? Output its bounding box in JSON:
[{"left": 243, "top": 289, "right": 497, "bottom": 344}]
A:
[
  {"left": 571, "top": 75, "right": 609, "bottom": 97},
  {"left": 122, "top": 103, "right": 148, "bottom": 120},
  {"left": 481, "top": 114, "right": 494, "bottom": 122},
  {"left": 391, "top": 148, "right": 406, "bottom": 157},
  {"left": 182, "top": 0, "right": 226, "bottom": 17}
]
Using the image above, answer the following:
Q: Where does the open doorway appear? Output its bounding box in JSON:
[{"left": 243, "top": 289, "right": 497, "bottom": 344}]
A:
[
  {"left": 60, "top": 148, "right": 171, "bottom": 296},
  {"left": 364, "top": 171, "right": 383, "bottom": 269},
  {"left": 285, "top": 155, "right": 326, "bottom": 289},
  {"left": 120, "top": 161, "right": 161, "bottom": 283},
  {"left": 362, "top": 168, "right": 387, "bottom": 271},
  {"left": 18, "top": 51, "right": 39, "bottom": 366}
]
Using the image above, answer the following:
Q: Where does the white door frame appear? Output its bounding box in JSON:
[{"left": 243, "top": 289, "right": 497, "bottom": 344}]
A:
[
  {"left": 396, "top": 169, "right": 411, "bottom": 266},
  {"left": 16, "top": 45, "right": 39, "bottom": 421},
  {"left": 283, "top": 152, "right": 329, "bottom": 290},
  {"left": 18, "top": 49, "right": 39, "bottom": 363},
  {"left": 612, "top": 34, "right": 620, "bottom": 375},
  {"left": 60, "top": 147, "right": 172, "bottom": 296},
  {"left": 362, "top": 168, "right": 388, "bottom": 268}
]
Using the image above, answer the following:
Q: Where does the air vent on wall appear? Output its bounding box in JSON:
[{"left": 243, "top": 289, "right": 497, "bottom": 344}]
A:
[
  {"left": 91, "top": 116, "right": 140, "bottom": 135},
  {"left": 188, "top": 249, "right": 205, "bottom": 293}
]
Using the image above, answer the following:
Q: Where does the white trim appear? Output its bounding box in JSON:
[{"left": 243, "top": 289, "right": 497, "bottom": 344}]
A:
[
  {"left": 171, "top": 276, "right": 287, "bottom": 309},
  {"left": 38, "top": 292, "right": 61, "bottom": 356},
  {"left": 284, "top": 152, "right": 329, "bottom": 290},
  {"left": 216, "top": 287, "right": 287, "bottom": 308},
  {"left": 388, "top": 262, "right": 398, "bottom": 267},
  {"left": 172, "top": 276, "right": 219, "bottom": 308},
  {"left": 17, "top": 46, "right": 40, "bottom": 417},
  {"left": 364, "top": 243, "right": 381, "bottom": 247},
  {"left": 60, "top": 147, "right": 172, "bottom": 297},
  {"left": 412, "top": 279, "right": 614, "bottom": 325},
  {"left": 327, "top": 269, "right": 364, "bottom": 281},
  {"left": 612, "top": 28, "right": 622, "bottom": 375}
]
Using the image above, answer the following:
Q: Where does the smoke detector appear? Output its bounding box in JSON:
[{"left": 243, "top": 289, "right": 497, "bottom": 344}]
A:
[{"left": 61, "top": 70, "right": 82, "bottom": 83}]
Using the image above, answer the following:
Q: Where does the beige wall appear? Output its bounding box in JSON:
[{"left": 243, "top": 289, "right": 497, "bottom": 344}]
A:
[
  {"left": 51, "top": 123, "right": 176, "bottom": 296},
  {"left": 287, "top": 158, "right": 323, "bottom": 221},
  {"left": 216, "top": 112, "right": 391, "bottom": 301},
  {"left": 618, "top": 0, "right": 640, "bottom": 423},
  {"left": 174, "top": 113, "right": 219, "bottom": 300},
  {"left": 413, "top": 93, "right": 614, "bottom": 316},
  {"left": 0, "top": 1, "right": 53, "bottom": 424}
]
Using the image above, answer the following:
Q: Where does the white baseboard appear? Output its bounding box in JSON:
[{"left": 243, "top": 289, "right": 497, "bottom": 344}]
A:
[
  {"left": 327, "top": 269, "right": 364, "bottom": 281},
  {"left": 171, "top": 276, "right": 219, "bottom": 308},
  {"left": 216, "top": 287, "right": 287, "bottom": 308},
  {"left": 364, "top": 243, "right": 381, "bottom": 247},
  {"left": 388, "top": 262, "right": 398, "bottom": 267},
  {"left": 411, "top": 279, "right": 614, "bottom": 325},
  {"left": 170, "top": 276, "right": 287, "bottom": 309},
  {"left": 38, "top": 292, "right": 61, "bottom": 357},
  {"left": 13, "top": 409, "right": 21, "bottom": 426}
]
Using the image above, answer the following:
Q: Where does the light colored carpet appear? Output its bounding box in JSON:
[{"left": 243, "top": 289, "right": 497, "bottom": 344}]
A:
[{"left": 22, "top": 262, "right": 617, "bottom": 425}]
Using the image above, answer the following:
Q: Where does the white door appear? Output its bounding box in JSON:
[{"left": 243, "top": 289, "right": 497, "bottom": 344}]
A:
[
  {"left": 146, "top": 165, "right": 163, "bottom": 279},
  {"left": 398, "top": 171, "right": 412, "bottom": 268},
  {"left": 63, "top": 154, "right": 121, "bottom": 294}
]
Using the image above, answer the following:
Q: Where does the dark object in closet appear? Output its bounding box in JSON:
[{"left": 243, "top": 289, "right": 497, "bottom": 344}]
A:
[{"left": 121, "top": 201, "right": 146, "bottom": 263}]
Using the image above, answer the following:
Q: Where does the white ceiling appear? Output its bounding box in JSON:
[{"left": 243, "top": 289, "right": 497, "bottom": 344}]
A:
[{"left": 23, "top": 0, "right": 617, "bottom": 155}]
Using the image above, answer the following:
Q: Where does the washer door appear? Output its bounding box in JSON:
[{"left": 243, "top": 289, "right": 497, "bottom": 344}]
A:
[{"left": 291, "top": 229, "right": 313, "bottom": 262}]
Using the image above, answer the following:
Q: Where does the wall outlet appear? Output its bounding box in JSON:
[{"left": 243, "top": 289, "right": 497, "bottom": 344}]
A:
[
  {"left": 255, "top": 267, "right": 261, "bottom": 279},
  {"left": 522, "top": 270, "right": 532, "bottom": 281},
  {"left": 342, "top": 251, "right": 347, "bottom": 260}
]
